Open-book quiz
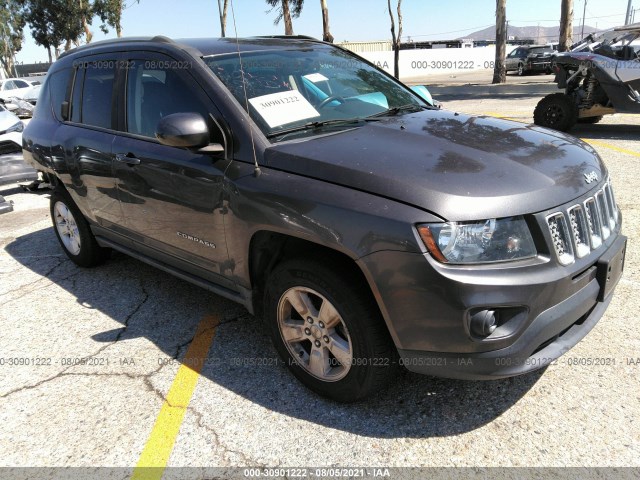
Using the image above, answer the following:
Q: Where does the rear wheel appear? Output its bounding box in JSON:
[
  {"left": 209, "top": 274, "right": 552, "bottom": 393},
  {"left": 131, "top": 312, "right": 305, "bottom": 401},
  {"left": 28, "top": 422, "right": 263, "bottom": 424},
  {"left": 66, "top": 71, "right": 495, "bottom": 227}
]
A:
[
  {"left": 534, "top": 93, "right": 578, "bottom": 132},
  {"left": 264, "top": 258, "right": 398, "bottom": 402},
  {"left": 50, "top": 189, "right": 110, "bottom": 267},
  {"left": 578, "top": 115, "right": 604, "bottom": 124}
]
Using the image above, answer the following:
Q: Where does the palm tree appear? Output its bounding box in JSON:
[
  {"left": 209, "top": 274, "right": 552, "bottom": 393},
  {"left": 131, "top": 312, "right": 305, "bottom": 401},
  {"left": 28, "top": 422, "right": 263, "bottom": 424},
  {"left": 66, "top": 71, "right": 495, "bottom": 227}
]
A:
[
  {"left": 492, "top": 0, "right": 507, "bottom": 84},
  {"left": 266, "top": 0, "right": 303, "bottom": 35},
  {"left": 217, "top": 0, "right": 229, "bottom": 37},
  {"left": 559, "top": 0, "right": 573, "bottom": 51},
  {"left": 320, "top": 0, "right": 333, "bottom": 42}
]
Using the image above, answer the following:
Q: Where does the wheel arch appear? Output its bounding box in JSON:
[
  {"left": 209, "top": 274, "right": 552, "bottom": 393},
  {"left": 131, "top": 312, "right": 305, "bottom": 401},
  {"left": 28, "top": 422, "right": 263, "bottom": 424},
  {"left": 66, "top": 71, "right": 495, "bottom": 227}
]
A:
[{"left": 248, "top": 230, "right": 382, "bottom": 323}]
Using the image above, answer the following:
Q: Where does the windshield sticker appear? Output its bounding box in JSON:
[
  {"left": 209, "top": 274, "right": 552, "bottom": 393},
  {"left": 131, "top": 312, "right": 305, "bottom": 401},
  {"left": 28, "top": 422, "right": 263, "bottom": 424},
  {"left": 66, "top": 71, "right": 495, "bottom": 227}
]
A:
[
  {"left": 303, "top": 73, "right": 329, "bottom": 83},
  {"left": 249, "top": 90, "right": 320, "bottom": 128}
]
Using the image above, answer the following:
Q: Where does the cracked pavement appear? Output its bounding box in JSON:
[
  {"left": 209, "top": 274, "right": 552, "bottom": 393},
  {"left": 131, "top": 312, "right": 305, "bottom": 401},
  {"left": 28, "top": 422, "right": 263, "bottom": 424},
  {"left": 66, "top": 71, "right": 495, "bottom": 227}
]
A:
[{"left": 0, "top": 95, "right": 639, "bottom": 474}]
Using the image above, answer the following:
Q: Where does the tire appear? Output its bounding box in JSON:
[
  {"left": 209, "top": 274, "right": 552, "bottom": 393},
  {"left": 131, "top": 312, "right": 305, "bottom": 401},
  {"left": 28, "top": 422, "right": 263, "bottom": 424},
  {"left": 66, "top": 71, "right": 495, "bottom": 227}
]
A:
[
  {"left": 578, "top": 115, "right": 604, "bottom": 124},
  {"left": 50, "top": 188, "right": 110, "bottom": 267},
  {"left": 533, "top": 93, "right": 578, "bottom": 132},
  {"left": 264, "top": 258, "right": 398, "bottom": 402}
]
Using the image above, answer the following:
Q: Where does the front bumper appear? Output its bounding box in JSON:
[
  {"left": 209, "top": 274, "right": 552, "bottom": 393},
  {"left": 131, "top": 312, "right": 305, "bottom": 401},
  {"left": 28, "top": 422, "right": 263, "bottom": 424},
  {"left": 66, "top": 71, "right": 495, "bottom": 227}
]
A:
[
  {"left": 358, "top": 207, "right": 625, "bottom": 380},
  {"left": 397, "top": 273, "right": 614, "bottom": 380}
]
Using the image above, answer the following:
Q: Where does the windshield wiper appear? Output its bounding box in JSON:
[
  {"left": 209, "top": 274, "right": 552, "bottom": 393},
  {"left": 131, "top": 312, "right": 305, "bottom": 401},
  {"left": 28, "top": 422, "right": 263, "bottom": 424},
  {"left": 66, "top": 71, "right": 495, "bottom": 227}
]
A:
[
  {"left": 266, "top": 117, "right": 382, "bottom": 139},
  {"left": 368, "top": 104, "right": 428, "bottom": 118}
]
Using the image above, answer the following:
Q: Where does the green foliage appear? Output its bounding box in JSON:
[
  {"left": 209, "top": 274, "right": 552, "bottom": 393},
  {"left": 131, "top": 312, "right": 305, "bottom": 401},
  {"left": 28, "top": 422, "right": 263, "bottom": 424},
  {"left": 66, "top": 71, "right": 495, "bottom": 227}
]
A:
[
  {"left": 265, "top": 0, "right": 303, "bottom": 26},
  {"left": 21, "top": 0, "right": 91, "bottom": 52},
  {"left": 0, "top": 0, "right": 26, "bottom": 74},
  {"left": 16, "top": 0, "right": 136, "bottom": 60}
]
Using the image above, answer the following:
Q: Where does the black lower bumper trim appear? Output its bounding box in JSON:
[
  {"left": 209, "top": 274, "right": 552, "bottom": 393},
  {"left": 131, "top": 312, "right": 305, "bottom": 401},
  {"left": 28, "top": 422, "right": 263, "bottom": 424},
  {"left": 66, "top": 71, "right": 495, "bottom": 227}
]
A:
[{"left": 398, "top": 293, "right": 612, "bottom": 380}]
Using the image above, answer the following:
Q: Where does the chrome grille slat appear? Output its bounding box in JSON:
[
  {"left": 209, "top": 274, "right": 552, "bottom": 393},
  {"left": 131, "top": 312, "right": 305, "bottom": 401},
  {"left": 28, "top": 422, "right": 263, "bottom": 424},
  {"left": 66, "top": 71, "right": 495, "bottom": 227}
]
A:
[
  {"left": 547, "top": 213, "right": 574, "bottom": 266},
  {"left": 546, "top": 179, "right": 618, "bottom": 266},
  {"left": 568, "top": 205, "right": 590, "bottom": 258}
]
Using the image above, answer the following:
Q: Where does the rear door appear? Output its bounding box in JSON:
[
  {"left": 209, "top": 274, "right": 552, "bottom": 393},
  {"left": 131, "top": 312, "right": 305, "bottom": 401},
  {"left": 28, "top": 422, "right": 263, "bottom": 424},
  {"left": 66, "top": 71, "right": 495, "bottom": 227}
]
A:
[
  {"left": 112, "top": 53, "right": 232, "bottom": 282},
  {"left": 51, "top": 55, "right": 124, "bottom": 229}
]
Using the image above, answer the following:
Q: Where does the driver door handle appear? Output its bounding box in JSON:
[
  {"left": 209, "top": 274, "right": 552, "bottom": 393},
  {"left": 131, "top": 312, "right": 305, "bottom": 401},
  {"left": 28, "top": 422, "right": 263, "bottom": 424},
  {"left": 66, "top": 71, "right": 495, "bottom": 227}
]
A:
[{"left": 115, "top": 153, "right": 141, "bottom": 165}]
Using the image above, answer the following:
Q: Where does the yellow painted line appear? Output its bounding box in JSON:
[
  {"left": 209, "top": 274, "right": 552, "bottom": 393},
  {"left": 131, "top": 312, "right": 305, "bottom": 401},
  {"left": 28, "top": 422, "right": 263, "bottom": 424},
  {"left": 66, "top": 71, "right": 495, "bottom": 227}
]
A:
[
  {"left": 131, "top": 314, "right": 219, "bottom": 480},
  {"left": 582, "top": 139, "right": 640, "bottom": 158}
]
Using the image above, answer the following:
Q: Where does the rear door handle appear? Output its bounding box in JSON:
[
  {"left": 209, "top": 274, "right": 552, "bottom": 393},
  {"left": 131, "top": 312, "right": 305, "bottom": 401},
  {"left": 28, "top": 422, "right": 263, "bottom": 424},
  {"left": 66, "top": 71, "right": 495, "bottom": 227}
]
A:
[{"left": 115, "top": 153, "right": 140, "bottom": 165}]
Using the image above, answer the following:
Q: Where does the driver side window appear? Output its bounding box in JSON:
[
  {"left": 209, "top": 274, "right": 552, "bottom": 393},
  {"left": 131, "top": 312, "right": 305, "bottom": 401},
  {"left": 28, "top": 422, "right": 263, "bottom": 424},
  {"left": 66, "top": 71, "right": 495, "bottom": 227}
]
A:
[{"left": 125, "top": 60, "right": 213, "bottom": 139}]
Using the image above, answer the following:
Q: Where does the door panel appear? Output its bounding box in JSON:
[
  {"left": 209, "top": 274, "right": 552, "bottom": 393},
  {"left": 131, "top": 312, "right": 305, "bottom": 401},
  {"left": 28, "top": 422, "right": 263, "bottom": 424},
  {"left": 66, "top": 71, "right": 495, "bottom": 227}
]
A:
[
  {"left": 113, "top": 55, "right": 231, "bottom": 277},
  {"left": 55, "top": 56, "right": 123, "bottom": 228}
]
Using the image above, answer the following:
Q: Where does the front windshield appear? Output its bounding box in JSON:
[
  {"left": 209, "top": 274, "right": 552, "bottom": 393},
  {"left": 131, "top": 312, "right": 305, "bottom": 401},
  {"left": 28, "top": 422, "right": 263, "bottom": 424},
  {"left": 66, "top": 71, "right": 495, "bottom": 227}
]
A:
[{"left": 205, "top": 46, "right": 424, "bottom": 139}]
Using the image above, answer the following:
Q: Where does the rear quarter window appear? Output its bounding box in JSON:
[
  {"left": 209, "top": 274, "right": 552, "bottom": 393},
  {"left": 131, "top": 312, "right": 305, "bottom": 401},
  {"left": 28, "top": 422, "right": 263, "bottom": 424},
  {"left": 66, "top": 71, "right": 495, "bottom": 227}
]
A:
[{"left": 48, "top": 68, "right": 74, "bottom": 121}]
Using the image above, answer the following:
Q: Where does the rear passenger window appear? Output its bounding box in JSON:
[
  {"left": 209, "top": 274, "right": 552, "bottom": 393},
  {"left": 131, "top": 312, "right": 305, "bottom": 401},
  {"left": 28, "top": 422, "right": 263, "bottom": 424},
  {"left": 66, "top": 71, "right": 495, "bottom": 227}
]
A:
[
  {"left": 126, "top": 61, "right": 210, "bottom": 138},
  {"left": 80, "top": 62, "right": 115, "bottom": 129}
]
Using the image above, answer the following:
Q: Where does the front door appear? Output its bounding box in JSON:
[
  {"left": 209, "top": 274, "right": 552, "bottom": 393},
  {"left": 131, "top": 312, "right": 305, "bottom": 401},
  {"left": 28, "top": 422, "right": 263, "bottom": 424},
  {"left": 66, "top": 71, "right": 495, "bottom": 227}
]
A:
[{"left": 112, "top": 55, "right": 232, "bottom": 280}]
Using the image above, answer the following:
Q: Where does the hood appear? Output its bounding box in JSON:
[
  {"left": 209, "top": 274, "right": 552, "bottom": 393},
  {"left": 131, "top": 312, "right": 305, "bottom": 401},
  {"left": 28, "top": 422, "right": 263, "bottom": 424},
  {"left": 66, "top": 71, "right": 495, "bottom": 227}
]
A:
[{"left": 263, "top": 109, "right": 606, "bottom": 221}]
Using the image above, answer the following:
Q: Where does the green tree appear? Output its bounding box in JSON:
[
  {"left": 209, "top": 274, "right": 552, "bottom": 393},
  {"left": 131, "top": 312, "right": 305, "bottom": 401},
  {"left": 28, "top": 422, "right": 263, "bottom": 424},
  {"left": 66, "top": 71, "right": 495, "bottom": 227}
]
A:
[
  {"left": 266, "top": 0, "right": 303, "bottom": 35},
  {"left": 0, "top": 0, "right": 25, "bottom": 76},
  {"left": 93, "top": 0, "right": 138, "bottom": 38},
  {"left": 387, "top": 0, "right": 402, "bottom": 79},
  {"left": 492, "top": 0, "right": 507, "bottom": 84}
]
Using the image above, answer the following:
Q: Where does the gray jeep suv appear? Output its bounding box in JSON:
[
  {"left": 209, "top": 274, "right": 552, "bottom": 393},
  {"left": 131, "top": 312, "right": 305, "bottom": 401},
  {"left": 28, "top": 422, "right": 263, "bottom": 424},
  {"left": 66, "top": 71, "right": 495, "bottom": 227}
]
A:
[{"left": 22, "top": 36, "right": 626, "bottom": 401}]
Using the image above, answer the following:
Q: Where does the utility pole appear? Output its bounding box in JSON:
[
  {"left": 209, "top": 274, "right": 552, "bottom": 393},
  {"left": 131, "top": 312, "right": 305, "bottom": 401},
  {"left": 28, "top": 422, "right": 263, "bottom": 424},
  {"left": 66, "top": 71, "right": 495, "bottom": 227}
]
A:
[
  {"left": 581, "top": 0, "right": 588, "bottom": 39},
  {"left": 626, "top": 0, "right": 633, "bottom": 25}
]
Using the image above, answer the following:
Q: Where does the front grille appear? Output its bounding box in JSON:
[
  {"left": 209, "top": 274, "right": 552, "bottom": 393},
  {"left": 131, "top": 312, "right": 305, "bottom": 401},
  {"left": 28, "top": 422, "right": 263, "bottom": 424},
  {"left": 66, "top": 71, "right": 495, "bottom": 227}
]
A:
[{"left": 547, "top": 179, "right": 619, "bottom": 266}]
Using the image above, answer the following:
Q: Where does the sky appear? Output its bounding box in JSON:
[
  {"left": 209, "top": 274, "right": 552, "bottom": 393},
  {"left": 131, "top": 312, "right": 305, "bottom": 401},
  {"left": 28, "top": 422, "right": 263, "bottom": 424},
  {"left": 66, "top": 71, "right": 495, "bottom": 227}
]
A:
[{"left": 14, "top": 0, "right": 637, "bottom": 63}]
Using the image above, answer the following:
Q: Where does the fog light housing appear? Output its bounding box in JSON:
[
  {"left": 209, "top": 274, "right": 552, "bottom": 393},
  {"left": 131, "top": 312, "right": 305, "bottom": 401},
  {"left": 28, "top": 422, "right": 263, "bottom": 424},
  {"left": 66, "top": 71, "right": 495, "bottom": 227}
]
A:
[{"left": 470, "top": 310, "right": 497, "bottom": 337}]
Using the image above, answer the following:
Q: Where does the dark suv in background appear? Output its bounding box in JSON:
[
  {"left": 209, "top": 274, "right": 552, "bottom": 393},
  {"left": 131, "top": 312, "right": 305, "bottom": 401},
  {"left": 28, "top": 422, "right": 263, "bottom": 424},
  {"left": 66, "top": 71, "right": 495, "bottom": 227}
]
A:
[
  {"left": 23, "top": 36, "right": 625, "bottom": 401},
  {"left": 506, "top": 45, "right": 555, "bottom": 75}
]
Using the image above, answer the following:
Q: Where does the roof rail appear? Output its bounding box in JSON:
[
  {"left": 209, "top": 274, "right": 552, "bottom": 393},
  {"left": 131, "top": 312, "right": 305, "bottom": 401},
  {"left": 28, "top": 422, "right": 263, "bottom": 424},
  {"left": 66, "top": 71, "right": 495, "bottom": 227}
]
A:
[
  {"left": 256, "top": 35, "right": 321, "bottom": 42},
  {"left": 58, "top": 36, "right": 176, "bottom": 60}
]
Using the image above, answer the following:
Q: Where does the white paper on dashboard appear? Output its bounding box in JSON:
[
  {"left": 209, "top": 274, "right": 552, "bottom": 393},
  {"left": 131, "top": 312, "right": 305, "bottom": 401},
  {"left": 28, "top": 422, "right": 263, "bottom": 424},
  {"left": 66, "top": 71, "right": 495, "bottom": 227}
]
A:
[
  {"left": 248, "top": 90, "right": 320, "bottom": 128},
  {"left": 303, "top": 73, "right": 329, "bottom": 83}
]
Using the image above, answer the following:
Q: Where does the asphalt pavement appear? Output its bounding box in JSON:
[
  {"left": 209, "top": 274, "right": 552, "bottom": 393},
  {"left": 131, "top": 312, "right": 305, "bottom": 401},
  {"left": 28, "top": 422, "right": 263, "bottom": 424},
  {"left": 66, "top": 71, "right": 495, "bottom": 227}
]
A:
[{"left": 0, "top": 87, "right": 638, "bottom": 479}]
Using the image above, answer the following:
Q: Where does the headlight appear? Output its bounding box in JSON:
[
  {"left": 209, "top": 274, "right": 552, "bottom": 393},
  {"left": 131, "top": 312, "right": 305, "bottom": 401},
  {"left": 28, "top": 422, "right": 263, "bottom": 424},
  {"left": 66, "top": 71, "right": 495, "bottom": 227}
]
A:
[
  {"left": 6, "top": 121, "right": 24, "bottom": 133},
  {"left": 418, "top": 216, "right": 537, "bottom": 264}
]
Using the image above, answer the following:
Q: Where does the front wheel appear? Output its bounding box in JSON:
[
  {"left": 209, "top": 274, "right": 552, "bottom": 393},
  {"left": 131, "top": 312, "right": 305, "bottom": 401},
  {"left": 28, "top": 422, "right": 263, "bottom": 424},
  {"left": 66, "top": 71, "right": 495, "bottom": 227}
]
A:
[
  {"left": 264, "top": 258, "right": 398, "bottom": 402},
  {"left": 534, "top": 93, "right": 578, "bottom": 132},
  {"left": 50, "top": 189, "right": 110, "bottom": 267}
]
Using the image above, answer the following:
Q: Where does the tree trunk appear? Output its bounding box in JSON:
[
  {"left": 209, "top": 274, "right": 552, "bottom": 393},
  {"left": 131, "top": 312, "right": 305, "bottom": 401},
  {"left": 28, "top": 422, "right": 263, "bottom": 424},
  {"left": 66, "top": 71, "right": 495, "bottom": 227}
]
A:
[
  {"left": 282, "top": 0, "right": 294, "bottom": 35},
  {"left": 388, "top": 0, "right": 402, "bottom": 79},
  {"left": 116, "top": 0, "right": 123, "bottom": 37},
  {"left": 46, "top": 46, "right": 52, "bottom": 64},
  {"left": 396, "top": 0, "right": 402, "bottom": 78},
  {"left": 222, "top": 0, "right": 229, "bottom": 37},
  {"left": 64, "top": 39, "right": 72, "bottom": 51},
  {"left": 320, "top": 0, "right": 333, "bottom": 43},
  {"left": 559, "top": 0, "right": 573, "bottom": 52},
  {"left": 492, "top": 0, "right": 507, "bottom": 84},
  {"left": 83, "top": 18, "right": 93, "bottom": 43}
]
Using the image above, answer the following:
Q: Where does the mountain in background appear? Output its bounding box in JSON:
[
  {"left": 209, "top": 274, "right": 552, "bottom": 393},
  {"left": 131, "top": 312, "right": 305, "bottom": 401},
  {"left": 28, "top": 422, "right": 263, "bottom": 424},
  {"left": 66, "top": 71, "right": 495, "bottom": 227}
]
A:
[{"left": 460, "top": 25, "right": 599, "bottom": 43}]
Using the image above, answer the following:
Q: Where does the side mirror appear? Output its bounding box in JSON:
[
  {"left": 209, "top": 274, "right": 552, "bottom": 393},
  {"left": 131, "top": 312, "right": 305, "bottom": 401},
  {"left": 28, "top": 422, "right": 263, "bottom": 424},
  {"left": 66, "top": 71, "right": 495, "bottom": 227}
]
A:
[
  {"left": 410, "top": 85, "right": 436, "bottom": 107},
  {"left": 156, "top": 112, "right": 223, "bottom": 152}
]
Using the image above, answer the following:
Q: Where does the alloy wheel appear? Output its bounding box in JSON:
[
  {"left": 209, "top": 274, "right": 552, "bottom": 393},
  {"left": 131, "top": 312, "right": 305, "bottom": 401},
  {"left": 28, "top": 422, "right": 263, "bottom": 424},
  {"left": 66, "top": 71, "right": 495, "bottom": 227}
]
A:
[{"left": 277, "top": 286, "right": 353, "bottom": 382}]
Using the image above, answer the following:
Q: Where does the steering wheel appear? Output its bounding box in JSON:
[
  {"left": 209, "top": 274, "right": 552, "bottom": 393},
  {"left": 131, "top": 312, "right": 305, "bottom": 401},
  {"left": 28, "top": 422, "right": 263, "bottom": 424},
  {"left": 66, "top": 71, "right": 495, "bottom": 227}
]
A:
[{"left": 317, "top": 95, "right": 345, "bottom": 109}]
